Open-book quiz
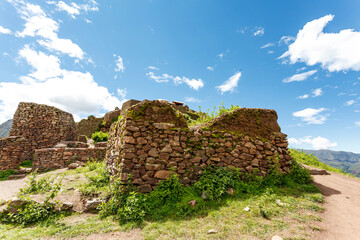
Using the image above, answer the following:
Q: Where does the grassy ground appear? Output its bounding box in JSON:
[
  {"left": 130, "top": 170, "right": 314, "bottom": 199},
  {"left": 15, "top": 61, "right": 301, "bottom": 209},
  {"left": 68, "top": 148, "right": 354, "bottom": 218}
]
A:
[
  {"left": 290, "top": 149, "right": 353, "bottom": 176},
  {"left": 0, "top": 157, "right": 325, "bottom": 240}
]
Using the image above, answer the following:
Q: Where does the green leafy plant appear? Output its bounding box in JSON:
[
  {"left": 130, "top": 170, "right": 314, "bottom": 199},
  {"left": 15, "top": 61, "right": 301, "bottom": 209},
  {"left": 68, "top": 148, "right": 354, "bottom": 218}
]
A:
[
  {"left": 0, "top": 169, "right": 15, "bottom": 181},
  {"left": 91, "top": 131, "right": 109, "bottom": 143},
  {"left": 20, "top": 160, "right": 33, "bottom": 168},
  {"left": 18, "top": 170, "right": 61, "bottom": 195},
  {"left": 79, "top": 160, "right": 110, "bottom": 197}
]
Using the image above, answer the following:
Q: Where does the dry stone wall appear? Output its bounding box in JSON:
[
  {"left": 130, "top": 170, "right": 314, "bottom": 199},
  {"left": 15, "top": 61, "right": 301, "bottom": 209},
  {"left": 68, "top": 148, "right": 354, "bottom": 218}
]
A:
[
  {"left": 33, "top": 143, "right": 106, "bottom": 170},
  {"left": 9, "top": 102, "right": 77, "bottom": 153},
  {"left": 106, "top": 100, "right": 292, "bottom": 193},
  {"left": 0, "top": 136, "right": 31, "bottom": 171}
]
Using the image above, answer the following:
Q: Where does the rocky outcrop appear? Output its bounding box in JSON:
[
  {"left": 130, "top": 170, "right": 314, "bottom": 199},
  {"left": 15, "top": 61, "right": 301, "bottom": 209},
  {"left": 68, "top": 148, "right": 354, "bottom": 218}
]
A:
[{"left": 106, "top": 100, "right": 291, "bottom": 193}]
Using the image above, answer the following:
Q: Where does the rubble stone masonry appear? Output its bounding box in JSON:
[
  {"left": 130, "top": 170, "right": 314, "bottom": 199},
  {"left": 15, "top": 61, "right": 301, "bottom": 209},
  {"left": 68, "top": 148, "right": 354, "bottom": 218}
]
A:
[
  {"left": 106, "top": 100, "right": 292, "bottom": 193},
  {"left": 0, "top": 136, "right": 31, "bottom": 171}
]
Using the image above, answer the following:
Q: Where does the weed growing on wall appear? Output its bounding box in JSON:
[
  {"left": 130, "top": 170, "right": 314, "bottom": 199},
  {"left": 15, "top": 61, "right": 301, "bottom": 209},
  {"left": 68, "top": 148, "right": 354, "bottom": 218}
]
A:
[{"left": 189, "top": 102, "right": 240, "bottom": 126}]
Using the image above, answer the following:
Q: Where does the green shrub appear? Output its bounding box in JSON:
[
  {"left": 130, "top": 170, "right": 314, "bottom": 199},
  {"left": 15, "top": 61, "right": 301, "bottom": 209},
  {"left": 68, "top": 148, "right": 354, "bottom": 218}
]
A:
[
  {"left": 20, "top": 160, "right": 33, "bottom": 168},
  {"left": 18, "top": 170, "right": 61, "bottom": 195},
  {"left": 0, "top": 201, "right": 54, "bottom": 227},
  {"left": 91, "top": 131, "right": 109, "bottom": 143},
  {"left": 194, "top": 167, "right": 238, "bottom": 200},
  {"left": 0, "top": 169, "right": 15, "bottom": 181}
]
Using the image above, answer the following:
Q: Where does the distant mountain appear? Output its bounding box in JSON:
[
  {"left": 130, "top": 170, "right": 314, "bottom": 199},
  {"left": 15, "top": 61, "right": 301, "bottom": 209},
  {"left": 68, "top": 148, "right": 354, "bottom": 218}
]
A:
[
  {"left": 0, "top": 119, "right": 12, "bottom": 138},
  {"left": 303, "top": 149, "right": 360, "bottom": 177}
]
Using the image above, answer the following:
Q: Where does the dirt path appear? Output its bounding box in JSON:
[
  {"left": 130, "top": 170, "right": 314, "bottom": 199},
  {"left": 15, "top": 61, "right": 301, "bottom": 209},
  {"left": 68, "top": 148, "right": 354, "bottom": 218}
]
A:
[
  {"left": 0, "top": 169, "right": 67, "bottom": 201},
  {"left": 311, "top": 170, "right": 360, "bottom": 240}
]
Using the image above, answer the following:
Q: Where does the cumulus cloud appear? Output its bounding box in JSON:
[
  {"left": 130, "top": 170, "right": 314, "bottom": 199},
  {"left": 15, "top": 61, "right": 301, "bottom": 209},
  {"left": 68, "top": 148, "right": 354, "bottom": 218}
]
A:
[
  {"left": 254, "top": 27, "right": 264, "bottom": 36},
  {"left": 283, "top": 70, "right": 317, "bottom": 83},
  {"left": 0, "top": 47, "right": 122, "bottom": 123},
  {"left": 206, "top": 66, "right": 214, "bottom": 71},
  {"left": 346, "top": 100, "right": 356, "bottom": 106},
  {"left": 312, "top": 88, "right": 323, "bottom": 97},
  {"left": 280, "top": 14, "right": 360, "bottom": 72},
  {"left": 0, "top": 25, "right": 12, "bottom": 34},
  {"left": 147, "top": 66, "right": 159, "bottom": 70},
  {"left": 288, "top": 136, "right": 337, "bottom": 150},
  {"left": 47, "top": 0, "right": 99, "bottom": 18},
  {"left": 293, "top": 107, "right": 328, "bottom": 124},
  {"left": 297, "top": 94, "right": 309, "bottom": 99},
  {"left": 184, "top": 97, "right": 201, "bottom": 103},
  {"left": 146, "top": 72, "right": 204, "bottom": 90},
  {"left": 114, "top": 55, "right": 125, "bottom": 72},
  {"left": 279, "top": 35, "right": 295, "bottom": 45},
  {"left": 216, "top": 72, "right": 241, "bottom": 95},
  {"left": 12, "top": 1, "right": 84, "bottom": 59},
  {"left": 117, "top": 88, "right": 127, "bottom": 99}
]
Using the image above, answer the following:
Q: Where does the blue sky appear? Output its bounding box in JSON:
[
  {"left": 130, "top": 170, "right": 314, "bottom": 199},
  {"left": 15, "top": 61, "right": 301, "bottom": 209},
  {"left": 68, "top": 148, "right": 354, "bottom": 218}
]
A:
[{"left": 0, "top": 0, "right": 360, "bottom": 152}]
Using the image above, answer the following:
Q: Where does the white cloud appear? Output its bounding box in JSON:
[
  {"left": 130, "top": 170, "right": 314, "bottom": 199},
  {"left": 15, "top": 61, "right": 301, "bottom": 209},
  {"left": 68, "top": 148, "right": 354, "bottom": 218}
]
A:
[
  {"left": 117, "top": 88, "right": 127, "bottom": 99},
  {"left": 147, "top": 66, "right": 159, "bottom": 70},
  {"left": 19, "top": 45, "right": 63, "bottom": 81},
  {"left": 283, "top": 70, "right": 317, "bottom": 83},
  {"left": 0, "top": 25, "right": 12, "bottom": 34},
  {"left": 184, "top": 97, "right": 201, "bottom": 103},
  {"left": 261, "top": 43, "right": 274, "bottom": 49},
  {"left": 312, "top": 88, "right": 323, "bottom": 97},
  {"left": 13, "top": 2, "right": 84, "bottom": 59},
  {"left": 355, "top": 121, "right": 360, "bottom": 126},
  {"left": 297, "top": 94, "right": 309, "bottom": 99},
  {"left": 346, "top": 100, "right": 356, "bottom": 106},
  {"left": 217, "top": 53, "right": 224, "bottom": 59},
  {"left": 293, "top": 107, "right": 328, "bottom": 124},
  {"left": 267, "top": 50, "right": 274, "bottom": 54},
  {"left": 254, "top": 27, "right": 264, "bottom": 36},
  {"left": 280, "top": 14, "right": 360, "bottom": 72},
  {"left": 216, "top": 72, "right": 241, "bottom": 95},
  {"left": 279, "top": 36, "right": 295, "bottom": 45},
  {"left": 47, "top": 0, "right": 98, "bottom": 18},
  {"left": 289, "top": 136, "right": 337, "bottom": 150},
  {"left": 114, "top": 55, "right": 125, "bottom": 72},
  {"left": 0, "top": 47, "right": 122, "bottom": 123},
  {"left": 206, "top": 66, "right": 214, "bottom": 71},
  {"left": 296, "top": 67, "right": 306, "bottom": 72},
  {"left": 146, "top": 72, "right": 204, "bottom": 90}
]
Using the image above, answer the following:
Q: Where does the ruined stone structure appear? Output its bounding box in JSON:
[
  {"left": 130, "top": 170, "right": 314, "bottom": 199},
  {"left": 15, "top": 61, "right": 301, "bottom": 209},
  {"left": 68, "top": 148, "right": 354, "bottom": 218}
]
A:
[
  {"left": 106, "top": 100, "right": 291, "bottom": 193},
  {"left": 9, "top": 102, "right": 77, "bottom": 153},
  {"left": 0, "top": 136, "right": 30, "bottom": 171},
  {"left": 33, "top": 141, "right": 106, "bottom": 170},
  {"left": 76, "top": 115, "right": 104, "bottom": 137},
  {"left": 0, "top": 102, "right": 77, "bottom": 170}
]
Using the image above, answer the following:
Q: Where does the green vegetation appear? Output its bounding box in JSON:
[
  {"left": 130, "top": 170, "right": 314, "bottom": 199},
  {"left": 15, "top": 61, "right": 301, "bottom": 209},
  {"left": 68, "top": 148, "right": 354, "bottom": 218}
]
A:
[
  {"left": 189, "top": 102, "right": 241, "bottom": 126},
  {"left": 290, "top": 149, "right": 348, "bottom": 175},
  {"left": 91, "top": 131, "right": 109, "bottom": 143},
  {"left": 78, "top": 160, "right": 110, "bottom": 197},
  {"left": 18, "top": 170, "right": 62, "bottom": 196},
  {"left": 20, "top": 160, "right": 33, "bottom": 168},
  {"left": 0, "top": 154, "right": 326, "bottom": 239},
  {"left": 0, "top": 169, "right": 15, "bottom": 181}
]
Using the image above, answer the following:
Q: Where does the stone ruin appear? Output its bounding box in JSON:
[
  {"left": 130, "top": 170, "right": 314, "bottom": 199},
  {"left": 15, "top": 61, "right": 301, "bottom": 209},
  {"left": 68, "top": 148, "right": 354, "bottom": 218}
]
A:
[
  {"left": 105, "top": 100, "right": 291, "bottom": 193},
  {"left": 1, "top": 99, "right": 292, "bottom": 194}
]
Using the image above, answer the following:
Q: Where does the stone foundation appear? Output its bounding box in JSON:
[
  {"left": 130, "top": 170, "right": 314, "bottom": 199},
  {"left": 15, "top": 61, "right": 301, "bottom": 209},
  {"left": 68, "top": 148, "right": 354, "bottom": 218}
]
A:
[
  {"left": 106, "top": 100, "right": 292, "bottom": 193},
  {"left": 0, "top": 136, "right": 31, "bottom": 171}
]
